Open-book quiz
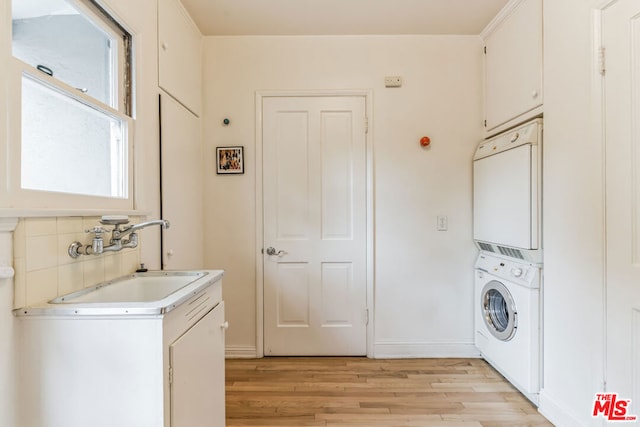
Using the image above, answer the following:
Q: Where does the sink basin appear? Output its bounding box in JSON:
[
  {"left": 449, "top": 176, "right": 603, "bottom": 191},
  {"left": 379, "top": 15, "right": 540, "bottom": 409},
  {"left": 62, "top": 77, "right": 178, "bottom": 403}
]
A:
[
  {"left": 15, "top": 270, "right": 224, "bottom": 317},
  {"left": 51, "top": 271, "right": 205, "bottom": 304}
]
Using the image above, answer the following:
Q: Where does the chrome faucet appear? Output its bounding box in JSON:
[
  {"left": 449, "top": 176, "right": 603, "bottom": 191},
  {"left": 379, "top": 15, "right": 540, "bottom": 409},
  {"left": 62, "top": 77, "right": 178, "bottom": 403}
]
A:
[
  {"left": 68, "top": 217, "right": 170, "bottom": 258},
  {"left": 107, "top": 219, "right": 170, "bottom": 251}
]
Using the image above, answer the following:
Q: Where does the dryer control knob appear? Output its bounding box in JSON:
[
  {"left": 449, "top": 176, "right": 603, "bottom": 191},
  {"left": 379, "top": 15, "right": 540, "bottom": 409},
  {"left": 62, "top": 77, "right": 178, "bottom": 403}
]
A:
[{"left": 511, "top": 268, "right": 523, "bottom": 278}]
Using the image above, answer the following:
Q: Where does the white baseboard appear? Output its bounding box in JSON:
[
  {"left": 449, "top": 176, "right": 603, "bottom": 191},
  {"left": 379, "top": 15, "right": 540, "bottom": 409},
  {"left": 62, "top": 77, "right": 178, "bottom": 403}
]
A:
[
  {"left": 373, "top": 340, "right": 481, "bottom": 359},
  {"left": 225, "top": 342, "right": 480, "bottom": 359},
  {"left": 538, "top": 388, "right": 585, "bottom": 427},
  {"left": 225, "top": 345, "right": 258, "bottom": 359}
]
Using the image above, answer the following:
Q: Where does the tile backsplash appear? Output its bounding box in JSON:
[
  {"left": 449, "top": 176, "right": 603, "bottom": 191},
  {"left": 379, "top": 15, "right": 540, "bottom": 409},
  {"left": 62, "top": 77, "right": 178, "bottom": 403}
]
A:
[{"left": 13, "top": 216, "right": 142, "bottom": 308}]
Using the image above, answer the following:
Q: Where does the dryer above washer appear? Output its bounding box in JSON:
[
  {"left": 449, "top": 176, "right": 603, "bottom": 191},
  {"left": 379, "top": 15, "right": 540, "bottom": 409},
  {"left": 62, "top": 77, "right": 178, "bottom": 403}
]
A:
[{"left": 473, "top": 118, "right": 543, "bottom": 264}]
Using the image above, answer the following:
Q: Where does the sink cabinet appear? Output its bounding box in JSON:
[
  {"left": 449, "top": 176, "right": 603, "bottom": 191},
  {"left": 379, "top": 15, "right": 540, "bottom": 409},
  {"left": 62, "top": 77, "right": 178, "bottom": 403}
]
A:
[
  {"left": 16, "top": 279, "right": 225, "bottom": 427},
  {"left": 170, "top": 301, "right": 225, "bottom": 426}
]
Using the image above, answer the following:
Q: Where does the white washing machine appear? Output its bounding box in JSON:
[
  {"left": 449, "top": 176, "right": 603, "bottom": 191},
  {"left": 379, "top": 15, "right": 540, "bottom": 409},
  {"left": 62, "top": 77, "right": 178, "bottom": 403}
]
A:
[{"left": 475, "top": 252, "right": 542, "bottom": 405}]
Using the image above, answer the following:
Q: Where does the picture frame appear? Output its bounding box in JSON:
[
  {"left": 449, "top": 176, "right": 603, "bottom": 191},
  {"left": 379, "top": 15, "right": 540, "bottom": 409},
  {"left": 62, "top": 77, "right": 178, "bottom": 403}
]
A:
[{"left": 216, "top": 146, "right": 244, "bottom": 174}]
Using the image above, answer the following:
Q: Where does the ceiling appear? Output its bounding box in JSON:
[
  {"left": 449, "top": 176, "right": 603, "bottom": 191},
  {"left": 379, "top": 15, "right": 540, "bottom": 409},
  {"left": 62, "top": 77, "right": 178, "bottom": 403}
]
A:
[{"left": 180, "top": 0, "right": 510, "bottom": 36}]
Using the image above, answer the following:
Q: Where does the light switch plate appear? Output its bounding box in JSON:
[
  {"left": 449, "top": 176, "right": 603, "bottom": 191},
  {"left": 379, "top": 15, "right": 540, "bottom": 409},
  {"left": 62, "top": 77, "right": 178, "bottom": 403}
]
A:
[{"left": 437, "top": 215, "right": 448, "bottom": 231}]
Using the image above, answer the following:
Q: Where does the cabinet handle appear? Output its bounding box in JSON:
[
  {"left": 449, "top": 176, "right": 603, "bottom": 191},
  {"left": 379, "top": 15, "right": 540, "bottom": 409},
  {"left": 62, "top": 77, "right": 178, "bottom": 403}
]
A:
[
  {"left": 532, "top": 90, "right": 539, "bottom": 99},
  {"left": 221, "top": 321, "right": 229, "bottom": 330},
  {"left": 161, "top": 42, "right": 169, "bottom": 51}
]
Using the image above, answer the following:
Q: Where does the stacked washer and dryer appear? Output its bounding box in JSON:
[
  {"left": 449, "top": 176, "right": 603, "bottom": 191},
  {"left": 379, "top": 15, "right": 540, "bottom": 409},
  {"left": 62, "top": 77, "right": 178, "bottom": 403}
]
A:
[{"left": 472, "top": 118, "right": 543, "bottom": 405}]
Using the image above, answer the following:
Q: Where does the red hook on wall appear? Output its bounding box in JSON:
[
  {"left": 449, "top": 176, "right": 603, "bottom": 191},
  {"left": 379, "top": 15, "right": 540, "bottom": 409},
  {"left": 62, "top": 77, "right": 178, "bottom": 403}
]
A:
[{"left": 420, "top": 136, "right": 431, "bottom": 147}]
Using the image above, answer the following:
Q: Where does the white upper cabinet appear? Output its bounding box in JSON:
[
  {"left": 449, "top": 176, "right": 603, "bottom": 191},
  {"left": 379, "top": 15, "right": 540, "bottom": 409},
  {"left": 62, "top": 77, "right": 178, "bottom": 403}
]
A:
[
  {"left": 483, "top": 0, "right": 543, "bottom": 133},
  {"left": 158, "top": 0, "right": 202, "bottom": 116}
]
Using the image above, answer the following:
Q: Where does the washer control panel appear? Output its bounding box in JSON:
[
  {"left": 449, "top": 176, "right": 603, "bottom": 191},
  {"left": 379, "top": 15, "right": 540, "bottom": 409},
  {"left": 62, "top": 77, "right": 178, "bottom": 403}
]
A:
[
  {"left": 511, "top": 267, "right": 523, "bottom": 278},
  {"left": 475, "top": 253, "right": 540, "bottom": 288}
]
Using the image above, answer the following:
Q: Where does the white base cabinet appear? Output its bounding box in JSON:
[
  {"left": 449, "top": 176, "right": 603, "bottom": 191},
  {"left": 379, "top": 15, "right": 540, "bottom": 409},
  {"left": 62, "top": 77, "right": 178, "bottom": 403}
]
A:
[
  {"left": 170, "top": 301, "right": 226, "bottom": 427},
  {"left": 16, "top": 280, "right": 225, "bottom": 427}
]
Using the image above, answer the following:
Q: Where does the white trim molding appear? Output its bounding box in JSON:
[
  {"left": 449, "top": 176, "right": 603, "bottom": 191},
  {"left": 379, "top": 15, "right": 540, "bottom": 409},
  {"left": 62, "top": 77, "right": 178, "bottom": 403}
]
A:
[
  {"left": 480, "top": 0, "right": 526, "bottom": 39},
  {"left": 373, "top": 340, "right": 481, "bottom": 359},
  {"left": 0, "top": 218, "right": 18, "bottom": 233},
  {"left": 0, "top": 218, "right": 18, "bottom": 281},
  {"left": 225, "top": 345, "right": 258, "bottom": 359},
  {"left": 538, "top": 389, "right": 585, "bottom": 427}
]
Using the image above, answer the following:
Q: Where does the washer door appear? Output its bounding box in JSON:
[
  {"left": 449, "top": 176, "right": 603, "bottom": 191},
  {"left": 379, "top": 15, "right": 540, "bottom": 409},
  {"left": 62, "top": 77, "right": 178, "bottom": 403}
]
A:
[{"left": 481, "top": 280, "right": 517, "bottom": 341}]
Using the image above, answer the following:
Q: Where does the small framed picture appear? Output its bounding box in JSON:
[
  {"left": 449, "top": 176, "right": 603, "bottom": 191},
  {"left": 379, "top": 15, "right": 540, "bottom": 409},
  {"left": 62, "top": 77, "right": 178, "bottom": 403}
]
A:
[{"left": 216, "top": 146, "right": 244, "bottom": 174}]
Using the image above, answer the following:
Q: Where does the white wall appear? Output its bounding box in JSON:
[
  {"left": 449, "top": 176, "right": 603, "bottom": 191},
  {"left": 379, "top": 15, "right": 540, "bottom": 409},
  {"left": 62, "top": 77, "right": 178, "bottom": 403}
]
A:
[
  {"left": 203, "top": 35, "right": 482, "bottom": 357},
  {"left": 539, "top": 0, "right": 605, "bottom": 425}
]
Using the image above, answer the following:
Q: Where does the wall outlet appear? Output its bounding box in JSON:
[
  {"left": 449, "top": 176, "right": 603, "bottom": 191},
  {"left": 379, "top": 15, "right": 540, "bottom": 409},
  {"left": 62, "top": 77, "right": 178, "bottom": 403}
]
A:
[{"left": 384, "top": 76, "right": 403, "bottom": 88}]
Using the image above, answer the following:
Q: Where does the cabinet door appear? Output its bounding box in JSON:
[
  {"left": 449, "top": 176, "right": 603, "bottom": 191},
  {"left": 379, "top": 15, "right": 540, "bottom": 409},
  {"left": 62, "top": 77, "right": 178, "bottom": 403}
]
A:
[
  {"left": 158, "top": 0, "right": 202, "bottom": 116},
  {"left": 170, "top": 302, "right": 226, "bottom": 427},
  {"left": 160, "top": 94, "right": 204, "bottom": 269},
  {"left": 484, "top": 0, "right": 542, "bottom": 130}
]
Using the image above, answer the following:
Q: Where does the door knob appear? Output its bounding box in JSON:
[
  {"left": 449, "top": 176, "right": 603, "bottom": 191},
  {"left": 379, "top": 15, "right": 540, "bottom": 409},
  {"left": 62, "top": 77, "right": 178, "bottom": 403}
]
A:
[{"left": 265, "top": 247, "right": 286, "bottom": 256}]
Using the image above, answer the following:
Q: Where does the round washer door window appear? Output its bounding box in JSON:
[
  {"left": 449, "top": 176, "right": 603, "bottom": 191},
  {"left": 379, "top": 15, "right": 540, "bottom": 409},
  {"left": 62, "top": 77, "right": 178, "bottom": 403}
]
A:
[{"left": 481, "top": 280, "right": 517, "bottom": 341}]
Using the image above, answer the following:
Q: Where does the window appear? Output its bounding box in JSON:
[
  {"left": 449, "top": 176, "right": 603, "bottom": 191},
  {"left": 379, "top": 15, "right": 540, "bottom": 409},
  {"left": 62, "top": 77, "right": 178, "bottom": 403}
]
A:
[{"left": 11, "top": 0, "right": 133, "bottom": 204}]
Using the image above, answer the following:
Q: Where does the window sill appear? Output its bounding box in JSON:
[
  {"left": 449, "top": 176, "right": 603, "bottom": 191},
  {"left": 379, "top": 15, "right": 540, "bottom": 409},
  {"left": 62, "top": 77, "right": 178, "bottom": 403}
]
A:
[{"left": 0, "top": 208, "right": 151, "bottom": 219}]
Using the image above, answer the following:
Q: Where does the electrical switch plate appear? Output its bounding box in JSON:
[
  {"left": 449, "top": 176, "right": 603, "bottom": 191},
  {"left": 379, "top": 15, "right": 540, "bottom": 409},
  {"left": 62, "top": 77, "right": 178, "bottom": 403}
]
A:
[
  {"left": 384, "top": 76, "right": 403, "bottom": 88},
  {"left": 437, "top": 215, "right": 448, "bottom": 231}
]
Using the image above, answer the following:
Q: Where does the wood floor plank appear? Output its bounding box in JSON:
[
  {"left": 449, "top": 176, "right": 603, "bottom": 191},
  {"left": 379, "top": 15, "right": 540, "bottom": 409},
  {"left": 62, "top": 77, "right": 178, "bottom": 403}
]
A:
[{"left": 225, "top": 357, "right": 553, "bottom": 427}]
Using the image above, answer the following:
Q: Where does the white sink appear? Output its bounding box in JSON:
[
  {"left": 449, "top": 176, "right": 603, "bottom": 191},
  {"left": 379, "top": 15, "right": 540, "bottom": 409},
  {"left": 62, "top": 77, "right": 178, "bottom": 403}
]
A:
[
  {"left": 15, "top": 270, "right": 224, "bottom": 317},
  {"left": 51, "top": 272, "right": 204, "bottom": 304}
]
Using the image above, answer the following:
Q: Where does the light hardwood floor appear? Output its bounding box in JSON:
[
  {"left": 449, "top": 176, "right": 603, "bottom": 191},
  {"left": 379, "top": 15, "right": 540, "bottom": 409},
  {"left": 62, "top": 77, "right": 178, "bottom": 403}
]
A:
[{"left": 225, "top": 357, "right": 553, "bottom": 426}]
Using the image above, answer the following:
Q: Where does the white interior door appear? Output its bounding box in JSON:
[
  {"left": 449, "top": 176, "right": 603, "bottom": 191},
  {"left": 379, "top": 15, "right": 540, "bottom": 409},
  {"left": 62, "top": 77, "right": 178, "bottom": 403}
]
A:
[
  {"left": 262, "top": 96, "right": 367, "bottom": 356},
  {"left": 604, "top": 0, "right": 640, "bottom": 418},
  {"left": 160, "top": 94, "right": 204, "bottom": 269}
]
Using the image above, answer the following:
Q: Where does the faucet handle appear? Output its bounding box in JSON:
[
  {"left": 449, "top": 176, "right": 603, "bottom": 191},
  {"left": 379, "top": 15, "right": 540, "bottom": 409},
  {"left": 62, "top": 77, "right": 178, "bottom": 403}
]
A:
[{"left": 85, "top": 226, "right": 109, "bottom": 235}]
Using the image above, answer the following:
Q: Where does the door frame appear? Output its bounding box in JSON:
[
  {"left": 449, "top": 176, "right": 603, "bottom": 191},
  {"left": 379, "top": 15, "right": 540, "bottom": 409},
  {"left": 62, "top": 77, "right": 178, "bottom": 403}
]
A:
[
  {"left": 593, "top": 0, "right": 608, "bottom": 398},
  {"left": 595, "top": 0, "right": 639, "bottom": 399},
  {"left": 254, "top": 90, "right": 375, "bottom": 358},
  {"left": 584, "top": 0, "right": 620, "bottom": 400}
]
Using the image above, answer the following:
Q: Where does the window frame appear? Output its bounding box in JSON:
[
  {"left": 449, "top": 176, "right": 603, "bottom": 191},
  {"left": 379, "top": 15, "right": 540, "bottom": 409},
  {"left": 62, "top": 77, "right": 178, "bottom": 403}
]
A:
[{"left": 4, "top": 0, "right": 135, "bottom": 211}]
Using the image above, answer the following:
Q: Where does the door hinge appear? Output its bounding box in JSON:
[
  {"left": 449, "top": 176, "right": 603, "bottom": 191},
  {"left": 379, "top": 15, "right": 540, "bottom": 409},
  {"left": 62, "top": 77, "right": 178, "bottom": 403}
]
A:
[
  {"left": 364, "top": 116, "right": 369, "bottom": 134},
  {"left": 168, "top": 367, "right": 173, "bottom": 384},
  {"left": 598, "top": 46, "right": 606, "bottom": 76},
  {"left": 365, "top": 308, "right": 369, "bottom": 325}
]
